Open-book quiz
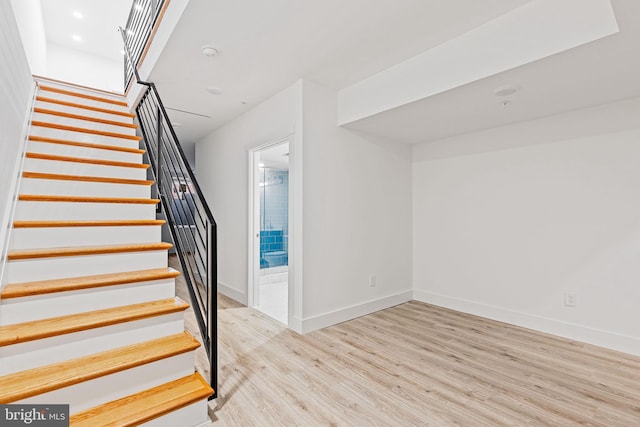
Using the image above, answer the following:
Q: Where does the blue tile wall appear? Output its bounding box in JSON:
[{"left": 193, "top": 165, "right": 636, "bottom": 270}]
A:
[{"left": 259, "top": 168, "right": 288, "bottom": 269}]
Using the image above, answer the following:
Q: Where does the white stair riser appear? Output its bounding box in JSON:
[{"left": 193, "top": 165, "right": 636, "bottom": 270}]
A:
[
  {"left": 0, "top": 277, "right": 176, "bottom": 324},
  {"left": 14, "top": 201, "right": 157, "bottom": 221},
  {"left": 141, "top": 400, "right": 211, "bottom": 427},
  {"left": 32, "top": 112, "right": 137, "bottom": 137},
  {"left": 11, "top": 225, "right": 162, "bottom": 250},
  {"left": 36, "top": 79, "right": 125, "bottom": 99},
  {"left": 36, "top": 92, "right": 129, "bottom": 113},
  {"left": 37, "top": 86, "right": 129, "bottom": 111},
  {"left": 7, "top": 250, "right": 169, "bottom": 283},
  {"left": 27, "top": 140, "right": 143, "bottom": 164},
  {"left": 30, "top": 126, "right": 140, "bottom": 150},
  {"left": 23, "top": 158, "right": 147, "bottom": 181},
  {"left": 0, "top": 312, "right": 184, "bottom": 375},
  {"left": 16, "top": 351, "right": 195, "bottom": 414},
  {"left": 35, "top": 100, "right": 134, "bottom": 124},
  {"left": 20, "top": 178, "right": 151, "bottom": 198}
]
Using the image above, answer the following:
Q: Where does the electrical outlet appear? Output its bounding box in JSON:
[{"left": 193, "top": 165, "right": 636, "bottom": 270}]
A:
[
  {"left": 369, "top": 275, "right": 376, "bottom": 287},
  {"left": 565, "top": 292, "right": 577, "bottom": 307}
]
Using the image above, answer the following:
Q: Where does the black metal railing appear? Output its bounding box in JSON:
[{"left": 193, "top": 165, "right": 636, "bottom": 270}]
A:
[
  {"left": 120, "top": 22, "right": 218, "bottom": 399},
  {"left": 122, "top": 0, "right": 166, "bottom": 89}
]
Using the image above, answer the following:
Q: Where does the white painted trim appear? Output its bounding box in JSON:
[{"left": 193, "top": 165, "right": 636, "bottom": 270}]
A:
[
  {"left": 246, "top": 149, "right": 261, "bottom": 308},
  {"left": 300, "top": 290, "right": 413, "bottom": 334},
  {"left": 218, "top": 280, "right": 247, "bottom": 306},
  {"left": 289, "top": 315, "right": 303, "bottom": 334},
  {"left": 413, "top": 290, "right": 640, "bottom": 357},
  {"left": 289, "top": 95, "right": 304, "bottom": 332},
  {"left": 0, "top": 80, "right": 37, "bottom": 289}
]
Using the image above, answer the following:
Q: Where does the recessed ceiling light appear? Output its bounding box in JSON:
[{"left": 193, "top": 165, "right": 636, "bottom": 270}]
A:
[
  {"left": 72, "top": 35, "right": 82, "bottom": 42},
  {"left": 201, "top": 45, "right": 218, "bottom": 57},
  {"left": 172, "top": 122, "right": 183, "bottom": 127},
  {"left": 72, "top": 11, "right": 83, "bottom": 19},
  {"left": 120, "top": 49, "right": 125, "bottom": 55},
  {"left": 135, "top": 3, "right": 143, "bottom": 11},
  {"left": 206, "top": 86, "right": 222, "bottom": 95}
]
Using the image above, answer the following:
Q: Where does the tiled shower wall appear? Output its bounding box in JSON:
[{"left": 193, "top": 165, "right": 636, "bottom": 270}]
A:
[{"left": 260, "top": 168, "right": 288, "bottom": 269}]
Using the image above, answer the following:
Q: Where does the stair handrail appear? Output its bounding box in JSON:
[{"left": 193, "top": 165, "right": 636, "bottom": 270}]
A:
[
  {"left": 122, "top": 0, "right": 166, "bottom": 90},
  {"left": 119, "top": 21, "right": 218, "bottom": 400}
]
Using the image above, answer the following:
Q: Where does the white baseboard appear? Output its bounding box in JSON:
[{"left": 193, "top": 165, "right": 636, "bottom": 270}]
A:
[
  {"left": 289, "top": 316, "right": 303, "bottom": 334},
  {"left": 300, "top": 290, "right": 413, "bottom": 334},
  {"left": 217, "top": 281, "right": 247, "bottom": 306},
  {"left": 413, "top": 290, "right": 640, "bottom": 357}
]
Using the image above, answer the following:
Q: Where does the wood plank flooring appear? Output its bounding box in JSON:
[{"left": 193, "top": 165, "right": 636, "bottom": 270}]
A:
[{"left": 171, "top": 257, "right": 640, "bottom": 426}]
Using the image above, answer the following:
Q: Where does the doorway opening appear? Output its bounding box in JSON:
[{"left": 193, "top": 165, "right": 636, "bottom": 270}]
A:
[{"left": 249, "top": 139, "right": 290, "bottom": 325}]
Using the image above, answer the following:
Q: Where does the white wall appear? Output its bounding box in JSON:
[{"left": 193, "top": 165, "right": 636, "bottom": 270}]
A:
[
  {"left": 300, "top": 80, "right": 413, "bottom": 332},
  {"left": 196, "top": 79, "right": 413, "bottom": 333},
  {"left": 181, "top": 141, "right": 196, "bottom": 170},
  {"left": 0, "top": 1, "right": 35, "bottom": 284},
  {"left": 412, "top": 97, "right": 640, "bottom": 355},
  {"left": 127, "top": 0, "right": 190, "bottom": 107},
  {"left": 10, "top": 0, "right": 47, "bottom": 75},
  {"left": 47, "top": 43, "right": 123, "bottom": 92},
  {"left": 196, "top": 81, "right": 303, "bottom": 306}
]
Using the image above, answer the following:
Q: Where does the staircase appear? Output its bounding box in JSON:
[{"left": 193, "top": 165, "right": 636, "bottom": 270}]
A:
[{"left": 0, "top": 78, "right": 213, "bottom": 426}]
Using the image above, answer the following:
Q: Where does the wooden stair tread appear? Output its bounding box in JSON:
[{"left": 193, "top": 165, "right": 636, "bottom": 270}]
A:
[
  {"left": 36, "top": 96, "right": 135, "bottom": 118},
  {"left": 13, "top": 219, "right": 165, "bottom": 228},
  {"left": 22, "top": 171, "right": 154, "bottom": 186},
  {"left": 25, "top": 152, "right": 149, "bottom": 169},
  {"left": 39, "top": 85, "right": 128, "bottom": 107},
  {"left": 1, "top": 268, "right": 180, "bottom": 299},
  {"left": 0, "top": 332, "right": 199, "bottom": 403},
  {"left": 19, "top": 194, "right": 159, "bottom": 204},
  {"left": 34, "top": 107, "right": 137, "bottom": 129},
  {"left": 31, "top": 121, "right": 141, "bottom": 141},
  {"left": 8, "top": 242, "right": 172, "bottom": 261},
  {"left": 29, "top": 135, "right": 145, "bottom": 154},
  {"left": 0, "top": 298, "right": 189, "bottom": 348},
  {"left": 69, "top": 373, "right": 213, "bottom": 426}
]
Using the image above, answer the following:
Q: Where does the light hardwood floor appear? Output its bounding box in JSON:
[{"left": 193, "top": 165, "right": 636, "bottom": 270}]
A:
[{"left": 171, "top": 258, "right": 640, "bottom": 426}]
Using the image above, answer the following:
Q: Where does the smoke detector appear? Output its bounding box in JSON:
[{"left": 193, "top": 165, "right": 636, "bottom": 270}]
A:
[
  {"left": 494, "top": 85, "right": 519, "bottom": 97},
  {"left": 201, "top": 45, "right": 218, "bottom": 57}
]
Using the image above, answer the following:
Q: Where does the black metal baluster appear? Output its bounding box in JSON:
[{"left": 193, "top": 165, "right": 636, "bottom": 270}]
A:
[{"left": 120, "top": 16, "right": 218, "bottom": 400}]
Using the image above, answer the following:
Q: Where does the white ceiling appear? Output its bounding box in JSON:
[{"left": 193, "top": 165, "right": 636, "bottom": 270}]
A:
[
  {"left": 39, "top": 0, "right": 640, "bottom": 148},
  {"left": 150, "top": 0, "right": 531, "bottom": 143},
  {"left": 41, "top": 0, "right": 131, "bottom": 63},
  {"left": 344, "top": 0, "right": 640, "bottom": 144}
]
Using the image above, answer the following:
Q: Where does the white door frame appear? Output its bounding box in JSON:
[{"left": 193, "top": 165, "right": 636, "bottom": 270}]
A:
[{"left": 247, "top": 135, "right": 294, "bottom": 322}]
